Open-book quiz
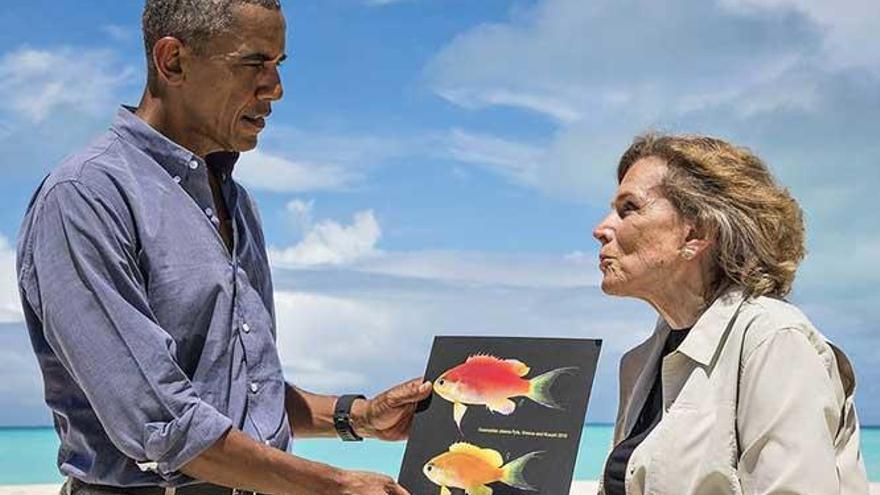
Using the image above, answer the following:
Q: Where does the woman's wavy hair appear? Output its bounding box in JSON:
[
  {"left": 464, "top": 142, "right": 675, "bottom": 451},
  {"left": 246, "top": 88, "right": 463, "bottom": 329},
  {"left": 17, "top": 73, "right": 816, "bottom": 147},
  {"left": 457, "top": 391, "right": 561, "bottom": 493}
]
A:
[{"left": 618, "top": 133, "right": 805, "bottom": 299}]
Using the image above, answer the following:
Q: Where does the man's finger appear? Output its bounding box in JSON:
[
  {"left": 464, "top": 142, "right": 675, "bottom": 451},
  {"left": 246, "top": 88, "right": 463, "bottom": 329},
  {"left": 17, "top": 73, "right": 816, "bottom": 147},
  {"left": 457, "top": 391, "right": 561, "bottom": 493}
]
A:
[
  {"left": 389, "top": 378, "right": 432, "bottom": 406},
  {"left": 387, "top": 482, "right": 410, "bottom": 495}
]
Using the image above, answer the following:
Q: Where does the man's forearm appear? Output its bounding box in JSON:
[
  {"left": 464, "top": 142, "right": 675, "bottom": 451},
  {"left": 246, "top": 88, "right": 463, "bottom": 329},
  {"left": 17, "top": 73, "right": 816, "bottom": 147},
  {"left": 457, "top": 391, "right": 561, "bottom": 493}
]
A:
[
  {"left": 285, "top": 383, "right": 370, "bottom": 438},
  {"left": 181, "top": 428, "right": 343, "bottom": 495}
]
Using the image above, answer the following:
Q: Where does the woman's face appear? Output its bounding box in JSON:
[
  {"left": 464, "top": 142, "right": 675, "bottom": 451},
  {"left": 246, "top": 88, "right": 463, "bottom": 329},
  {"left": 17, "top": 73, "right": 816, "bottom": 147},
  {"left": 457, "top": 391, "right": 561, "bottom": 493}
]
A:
[{"left": 593, "top": 157, "right": 692, "bottom": 299}]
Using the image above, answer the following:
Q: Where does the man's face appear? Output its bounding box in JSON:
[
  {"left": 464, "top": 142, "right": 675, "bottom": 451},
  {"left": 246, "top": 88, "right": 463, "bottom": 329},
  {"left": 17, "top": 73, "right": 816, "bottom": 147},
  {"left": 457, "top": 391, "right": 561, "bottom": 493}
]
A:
[{"left": 180, "top": 3, "right": 286, "bottom": 153}]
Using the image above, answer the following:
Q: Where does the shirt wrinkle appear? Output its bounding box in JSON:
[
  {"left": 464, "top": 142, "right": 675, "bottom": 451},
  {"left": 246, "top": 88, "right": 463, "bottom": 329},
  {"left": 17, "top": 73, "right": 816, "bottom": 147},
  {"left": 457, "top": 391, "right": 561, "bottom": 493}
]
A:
[
  {"left": 600, "top": 286, "right": 869, "bottom": 495},
  {"left": 17, "top": 105, "right": 290, "bottom": 487}
]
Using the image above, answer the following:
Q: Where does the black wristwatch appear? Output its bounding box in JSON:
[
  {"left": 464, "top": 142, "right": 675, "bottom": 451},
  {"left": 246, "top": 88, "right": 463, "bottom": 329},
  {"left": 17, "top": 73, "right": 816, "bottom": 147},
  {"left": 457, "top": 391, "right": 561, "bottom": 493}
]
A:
[{"left": 333, "top": 394, "right": 366, "bottom": 442}]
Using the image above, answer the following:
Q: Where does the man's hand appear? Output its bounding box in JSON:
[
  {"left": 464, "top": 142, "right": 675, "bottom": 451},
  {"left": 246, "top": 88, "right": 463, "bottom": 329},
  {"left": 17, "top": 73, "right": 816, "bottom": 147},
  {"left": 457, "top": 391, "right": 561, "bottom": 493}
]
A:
[
  {"left": 334, "top": 469, "right": 410, "bottom": 495},
  {"left": 352, "top": 378, "right": 432, "bottom": 441}
]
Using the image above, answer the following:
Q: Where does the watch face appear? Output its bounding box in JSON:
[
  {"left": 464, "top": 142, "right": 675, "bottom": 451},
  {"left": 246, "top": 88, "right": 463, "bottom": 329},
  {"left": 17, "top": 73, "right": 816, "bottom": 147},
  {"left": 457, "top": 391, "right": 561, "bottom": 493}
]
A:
[{"left": 334, "top": 412, "right": 362, "bottom": 441}]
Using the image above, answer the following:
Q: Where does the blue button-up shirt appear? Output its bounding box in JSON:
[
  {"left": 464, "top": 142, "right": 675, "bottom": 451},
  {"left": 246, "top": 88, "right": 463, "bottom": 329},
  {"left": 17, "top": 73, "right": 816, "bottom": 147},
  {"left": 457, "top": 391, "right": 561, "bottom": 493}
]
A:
[{"left": 15, "top": 107, "right": 291, "bottom": 487}]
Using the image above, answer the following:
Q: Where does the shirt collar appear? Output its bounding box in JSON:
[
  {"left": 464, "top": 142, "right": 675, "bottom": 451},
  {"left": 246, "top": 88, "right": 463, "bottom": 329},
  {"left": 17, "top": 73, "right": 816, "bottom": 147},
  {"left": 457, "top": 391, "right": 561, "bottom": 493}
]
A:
[
  {"left": 669, "top": 286, "right": 748, "bottom": 367},
  {"left": 109, "top": 105, "right": 239, "bottom": 180}
]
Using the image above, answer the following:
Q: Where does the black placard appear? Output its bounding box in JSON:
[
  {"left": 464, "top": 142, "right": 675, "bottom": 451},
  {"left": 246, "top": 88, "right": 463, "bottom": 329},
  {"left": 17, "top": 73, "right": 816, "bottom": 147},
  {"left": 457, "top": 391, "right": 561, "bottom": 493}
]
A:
[{"left": 399, "top": 336, "right": 602, "bottom": 495}]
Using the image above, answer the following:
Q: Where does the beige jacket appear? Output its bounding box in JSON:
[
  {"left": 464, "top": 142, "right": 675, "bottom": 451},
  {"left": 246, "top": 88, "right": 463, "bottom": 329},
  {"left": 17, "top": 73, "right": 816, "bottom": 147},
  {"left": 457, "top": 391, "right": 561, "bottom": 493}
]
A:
[{"left": 600, "top": 288, "right": 869, "bottom": 494}]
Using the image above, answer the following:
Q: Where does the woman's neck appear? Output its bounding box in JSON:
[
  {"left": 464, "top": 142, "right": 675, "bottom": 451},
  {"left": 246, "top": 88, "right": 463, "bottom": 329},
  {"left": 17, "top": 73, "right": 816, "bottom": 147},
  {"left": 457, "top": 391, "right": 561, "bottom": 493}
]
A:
[{"left": 645, "top": 270, "right": 710, "bottom": 330}]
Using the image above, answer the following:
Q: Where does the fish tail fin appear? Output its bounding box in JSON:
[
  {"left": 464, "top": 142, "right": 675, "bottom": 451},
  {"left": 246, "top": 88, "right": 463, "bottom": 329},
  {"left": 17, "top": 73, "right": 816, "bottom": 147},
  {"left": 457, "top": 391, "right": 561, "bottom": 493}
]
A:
[
  {"left": 527, "top": 366, "right": 578, "bottom": 409},
  {"left": 500, "top": 451, "right": 543, "bottom": 491}
]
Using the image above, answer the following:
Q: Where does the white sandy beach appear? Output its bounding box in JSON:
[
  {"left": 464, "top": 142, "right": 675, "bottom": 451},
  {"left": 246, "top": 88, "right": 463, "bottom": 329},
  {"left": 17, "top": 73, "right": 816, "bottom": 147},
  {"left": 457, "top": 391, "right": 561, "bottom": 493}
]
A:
[
  {"left": 2, "top": 482, "right": 878, "bottom": 494},
  {"left": 0, "top": 482, "right": 601, "bottom": 494}
]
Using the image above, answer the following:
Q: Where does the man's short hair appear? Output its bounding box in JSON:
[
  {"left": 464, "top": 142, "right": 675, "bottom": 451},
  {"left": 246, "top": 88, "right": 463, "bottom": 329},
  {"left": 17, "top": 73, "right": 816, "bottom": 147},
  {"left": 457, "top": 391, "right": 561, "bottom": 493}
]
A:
[{"left": 142, "top": 0, "right": 281, "bottom": 92}]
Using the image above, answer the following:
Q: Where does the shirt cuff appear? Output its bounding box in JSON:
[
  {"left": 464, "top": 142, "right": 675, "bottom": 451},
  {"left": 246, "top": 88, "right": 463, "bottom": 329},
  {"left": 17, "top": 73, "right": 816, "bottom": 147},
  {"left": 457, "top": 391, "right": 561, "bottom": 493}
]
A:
[{"left": 143, "top": 400, "right": 234, "bottom": 477}]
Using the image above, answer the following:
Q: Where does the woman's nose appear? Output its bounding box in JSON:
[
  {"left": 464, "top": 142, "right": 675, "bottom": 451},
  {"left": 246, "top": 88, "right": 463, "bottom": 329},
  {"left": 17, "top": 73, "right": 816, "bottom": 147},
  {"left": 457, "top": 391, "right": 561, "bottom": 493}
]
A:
[{"left": 593, "top": 213, "right": 615, "bottom": 244}]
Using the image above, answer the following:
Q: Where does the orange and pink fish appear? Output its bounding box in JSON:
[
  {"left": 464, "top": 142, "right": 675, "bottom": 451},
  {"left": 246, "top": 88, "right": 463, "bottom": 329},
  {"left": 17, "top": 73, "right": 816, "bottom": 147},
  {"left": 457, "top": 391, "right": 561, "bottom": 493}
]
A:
[
  {"left": 422, "top": 442, "right": 541, "bottom": 495},
  {"left": 433, "top": 354, "right": 577, "bottom": 430}
]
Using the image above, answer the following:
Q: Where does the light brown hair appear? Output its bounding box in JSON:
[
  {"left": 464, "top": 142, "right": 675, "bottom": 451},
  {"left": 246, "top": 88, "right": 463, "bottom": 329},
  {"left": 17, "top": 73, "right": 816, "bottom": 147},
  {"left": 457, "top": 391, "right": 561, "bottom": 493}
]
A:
[{"left": 618, "top": 133, "right": 805, "bottom": 299}]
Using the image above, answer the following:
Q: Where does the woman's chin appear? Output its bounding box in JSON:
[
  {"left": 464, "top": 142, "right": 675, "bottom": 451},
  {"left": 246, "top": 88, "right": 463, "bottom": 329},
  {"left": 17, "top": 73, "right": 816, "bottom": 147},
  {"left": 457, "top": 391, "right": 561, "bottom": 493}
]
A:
[{"left": 601, "top": 277, "right": 629, "bottom": 297}]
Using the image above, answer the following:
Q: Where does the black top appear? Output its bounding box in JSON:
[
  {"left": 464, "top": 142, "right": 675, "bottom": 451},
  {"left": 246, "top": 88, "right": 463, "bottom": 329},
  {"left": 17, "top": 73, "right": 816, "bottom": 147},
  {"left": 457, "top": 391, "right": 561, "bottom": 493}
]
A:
[{"left": 603, "top": 328, "right": 691, "bottom": 495}]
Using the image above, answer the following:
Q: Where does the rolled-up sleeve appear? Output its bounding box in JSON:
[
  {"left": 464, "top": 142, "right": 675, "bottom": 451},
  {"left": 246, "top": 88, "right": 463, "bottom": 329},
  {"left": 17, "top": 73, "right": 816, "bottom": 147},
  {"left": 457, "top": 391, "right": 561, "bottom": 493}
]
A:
[
  {"left": 736, "top": 328, "right": 841, "bottom": 494},
  {"left": 20, "top": 179, "right": 232, "bottom": 476}
]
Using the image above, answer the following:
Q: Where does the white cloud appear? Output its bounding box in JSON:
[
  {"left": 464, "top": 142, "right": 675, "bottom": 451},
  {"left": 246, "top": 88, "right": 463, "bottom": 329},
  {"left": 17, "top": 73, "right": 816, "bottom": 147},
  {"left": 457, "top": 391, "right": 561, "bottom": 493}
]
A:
[
  {"left": 0, "top": 236, "right": 23, "bottom": 323},
  {"left": 444, "top": 128, "right": 544, "bottom": 187},
  {"left": 270, "top": 266, "right": 654, "bottom": 416},
  {"left": 443, "top": 125, "right": 625, "bottom": 203},
  {"left": 437, "top": 88, "right": 584, "bottom": 124},
  {"left": 720, "top": 0, "right": 880, "bottom": 71},
  {"left": 356, "top": 250, "right": 600, "bottom": 289},
  {"left": 269, "top": 205, "right": 381, "bottom": 267},
  {"left": 269, "top": 203, "right": 600, "bottom": 288},
  {"left": 364, "top": 0, "right": 416, "bottom": 5},
  {"left": 425, "top": 0, "right": 873, "bottom": 124},
  {"left": 274, "top": 291, "right": 397, "bottom": 391},
  {"left": 235, "top": 149, "right": 360, "bottom": 192},
  {"left": 0, "top": 47, "right": 136, "bottom": 124},
  {"left": 258, "top": 126, "right": 420, "bottom": 169},
  {"left": 100, "top": 24, "right": 137, "bottom": 43}
]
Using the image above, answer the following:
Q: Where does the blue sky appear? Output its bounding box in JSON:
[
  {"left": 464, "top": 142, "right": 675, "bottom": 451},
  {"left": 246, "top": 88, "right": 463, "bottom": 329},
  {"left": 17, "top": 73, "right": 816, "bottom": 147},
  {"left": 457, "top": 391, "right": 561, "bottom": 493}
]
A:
[{"left": 0, "top": 0, "right": 878, "bottom": 428}]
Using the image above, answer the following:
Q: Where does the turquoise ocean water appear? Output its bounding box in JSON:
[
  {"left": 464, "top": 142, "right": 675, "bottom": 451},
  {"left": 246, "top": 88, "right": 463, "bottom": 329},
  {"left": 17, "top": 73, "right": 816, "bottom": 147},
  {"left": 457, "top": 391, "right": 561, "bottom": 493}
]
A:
[{"left": 1, "top": 426, "right": 878, "bottom": 485}]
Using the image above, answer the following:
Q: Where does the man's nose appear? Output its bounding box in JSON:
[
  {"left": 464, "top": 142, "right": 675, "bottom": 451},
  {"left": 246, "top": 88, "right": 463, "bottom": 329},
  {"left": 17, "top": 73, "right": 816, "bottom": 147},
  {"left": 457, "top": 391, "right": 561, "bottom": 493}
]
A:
[{"left": 257, "top": 66, "right": 283, "bottom": 101}]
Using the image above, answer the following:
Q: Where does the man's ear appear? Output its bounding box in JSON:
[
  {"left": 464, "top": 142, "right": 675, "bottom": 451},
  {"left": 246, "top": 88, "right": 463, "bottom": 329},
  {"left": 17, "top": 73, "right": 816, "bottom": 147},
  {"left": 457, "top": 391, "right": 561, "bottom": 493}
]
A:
[{"left": 152, "top": 37, "right": 186, "bottom": 86}]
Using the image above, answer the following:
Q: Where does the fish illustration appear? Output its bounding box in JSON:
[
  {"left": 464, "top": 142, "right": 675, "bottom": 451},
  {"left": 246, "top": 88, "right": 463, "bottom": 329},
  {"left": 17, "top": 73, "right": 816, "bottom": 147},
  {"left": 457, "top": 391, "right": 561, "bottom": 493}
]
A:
[
  {"left": 422, "top": 442, "right": 542, "bottom": 495},
  {"left": 433, "top": 354, "right": 577, "bottom": 430}
]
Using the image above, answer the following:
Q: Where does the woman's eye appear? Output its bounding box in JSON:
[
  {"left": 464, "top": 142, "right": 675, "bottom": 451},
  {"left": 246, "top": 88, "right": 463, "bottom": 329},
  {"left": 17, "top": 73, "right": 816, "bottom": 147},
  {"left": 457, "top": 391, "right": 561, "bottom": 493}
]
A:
[{"left": 618, "top": 202, "right": 636, "bottom": 217}]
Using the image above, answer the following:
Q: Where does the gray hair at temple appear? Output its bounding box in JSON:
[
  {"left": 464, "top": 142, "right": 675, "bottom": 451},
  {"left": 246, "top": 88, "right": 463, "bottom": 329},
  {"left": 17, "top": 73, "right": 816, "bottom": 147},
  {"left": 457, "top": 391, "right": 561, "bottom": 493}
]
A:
[{"left": 142, "top": 0, "right": 282, "bottom": 91}]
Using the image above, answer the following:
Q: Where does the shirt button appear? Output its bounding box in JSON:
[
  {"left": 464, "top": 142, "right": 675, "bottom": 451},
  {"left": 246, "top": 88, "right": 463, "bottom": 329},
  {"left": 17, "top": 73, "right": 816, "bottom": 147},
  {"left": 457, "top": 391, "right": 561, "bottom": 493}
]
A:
[
  {"left": 210, "top": 215, "right": 220, "bottom": 225},
  {"left": 205, "top": 207, "right": 213, "bottom": 216},
  {"left": 264, "top": 440, "right": 272, "bottom": 446},
  {"left": 242, "top": 322, "right": 251, "bottom": 333},
  {"left": 173, "top": 176, "right": 181, "bottom": 184},
  {"left": 189, "top": 160, "right": 199, "bottom": 170},
  {"left": 250, "top": 382, "right": 259, "bottom": 393}
]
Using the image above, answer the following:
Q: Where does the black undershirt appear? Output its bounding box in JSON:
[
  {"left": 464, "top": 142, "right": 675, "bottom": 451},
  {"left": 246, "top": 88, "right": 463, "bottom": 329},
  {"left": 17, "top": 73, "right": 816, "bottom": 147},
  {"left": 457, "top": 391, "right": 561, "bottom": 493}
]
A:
[{"left": 603, "top": 328, "right": 691, "bottom": 495}]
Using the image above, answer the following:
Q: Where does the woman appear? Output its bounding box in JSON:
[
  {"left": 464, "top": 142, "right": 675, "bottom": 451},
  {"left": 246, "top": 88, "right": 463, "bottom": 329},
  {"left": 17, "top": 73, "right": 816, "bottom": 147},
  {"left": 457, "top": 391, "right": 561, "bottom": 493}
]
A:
[{"left": 594, "top": 134, "right": 869, "bottom": 494}]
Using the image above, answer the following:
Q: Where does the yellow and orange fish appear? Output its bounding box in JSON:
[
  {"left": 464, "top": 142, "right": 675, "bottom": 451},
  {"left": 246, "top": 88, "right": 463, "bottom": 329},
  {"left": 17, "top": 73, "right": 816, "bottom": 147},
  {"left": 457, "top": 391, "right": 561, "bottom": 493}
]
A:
[
  {"left": 433, "top": 354, "right": 577, "bottom": 430},
  {"left": 422, "top": 442, "right": 541, "bottom": 495}
]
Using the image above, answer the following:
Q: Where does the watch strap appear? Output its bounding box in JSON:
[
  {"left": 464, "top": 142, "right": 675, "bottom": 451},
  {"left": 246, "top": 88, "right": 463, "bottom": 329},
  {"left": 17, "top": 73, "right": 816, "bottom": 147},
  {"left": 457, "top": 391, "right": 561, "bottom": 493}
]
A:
[{"left": 333, "top": 394, "right": 366, "bottom": 441}]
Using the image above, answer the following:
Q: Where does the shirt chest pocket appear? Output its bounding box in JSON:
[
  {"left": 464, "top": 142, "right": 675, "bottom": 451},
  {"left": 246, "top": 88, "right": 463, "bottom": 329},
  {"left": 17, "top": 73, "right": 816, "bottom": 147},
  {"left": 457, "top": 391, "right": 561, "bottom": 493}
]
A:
[{"left": 641, "top": 364, "right": 741, "bottom": 494}]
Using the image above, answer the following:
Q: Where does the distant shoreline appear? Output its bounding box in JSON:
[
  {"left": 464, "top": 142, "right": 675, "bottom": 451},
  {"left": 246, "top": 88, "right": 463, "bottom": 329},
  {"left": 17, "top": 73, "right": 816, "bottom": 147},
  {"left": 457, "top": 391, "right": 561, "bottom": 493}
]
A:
[
  {"left": 4, "top": 423, "right": 880, "bottom": 429},
  {"left": 1, "top": 482, "right": 878, "bottom": 495}
]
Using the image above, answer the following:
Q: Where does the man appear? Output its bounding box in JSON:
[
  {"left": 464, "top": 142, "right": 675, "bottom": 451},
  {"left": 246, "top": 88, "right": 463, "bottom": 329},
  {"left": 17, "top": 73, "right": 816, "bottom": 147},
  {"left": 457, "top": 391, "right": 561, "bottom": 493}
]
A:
[{"left": 15, "top": 1, "right": 429, "bottom": 494}]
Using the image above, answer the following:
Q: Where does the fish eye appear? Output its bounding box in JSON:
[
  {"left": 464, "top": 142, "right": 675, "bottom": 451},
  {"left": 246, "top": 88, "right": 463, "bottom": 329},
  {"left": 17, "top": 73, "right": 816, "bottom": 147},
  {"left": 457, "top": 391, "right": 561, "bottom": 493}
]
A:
[
  {"left": 438, "top": 379, "right": 445, "bottom": 386},
  {"left": 426, "top": 465, "right": 433, "bottom": 472}
]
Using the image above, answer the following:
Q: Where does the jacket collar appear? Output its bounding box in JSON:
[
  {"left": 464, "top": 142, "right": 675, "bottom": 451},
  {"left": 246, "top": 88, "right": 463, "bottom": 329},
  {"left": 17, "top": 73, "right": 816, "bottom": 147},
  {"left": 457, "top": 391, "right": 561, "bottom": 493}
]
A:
[{"left": 674, "top": 286, "right": 747, "bottom": 367}]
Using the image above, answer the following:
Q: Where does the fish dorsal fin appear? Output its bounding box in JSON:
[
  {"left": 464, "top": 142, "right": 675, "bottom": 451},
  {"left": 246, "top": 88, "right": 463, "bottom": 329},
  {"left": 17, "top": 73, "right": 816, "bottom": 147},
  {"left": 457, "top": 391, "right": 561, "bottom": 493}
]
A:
[
  {"left": 504, "top": 359, "right": 530, "bottom": 376},
  {"left": 466, "top": 354, "right": 501, "bottom": 364},
  {"left": 449, "top": 442, "right": 504, "bottom": 468},
  {"left": 465, "top": 355, "right": 530, "bottom": 376}
]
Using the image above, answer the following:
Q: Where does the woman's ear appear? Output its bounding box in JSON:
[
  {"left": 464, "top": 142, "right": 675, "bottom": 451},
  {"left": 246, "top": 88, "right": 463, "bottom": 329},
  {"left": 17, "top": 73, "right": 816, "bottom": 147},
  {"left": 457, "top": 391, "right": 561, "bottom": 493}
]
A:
[{"left": 680, "top": 224, "right": 714, "bottom": 260}]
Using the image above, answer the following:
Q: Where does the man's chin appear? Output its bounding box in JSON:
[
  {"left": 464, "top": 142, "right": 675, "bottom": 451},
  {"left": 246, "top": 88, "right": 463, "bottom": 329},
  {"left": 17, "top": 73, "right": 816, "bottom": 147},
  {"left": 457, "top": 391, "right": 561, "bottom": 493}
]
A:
[{"left": 231, "top": 135, "right": 259, "bottom": 152}]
